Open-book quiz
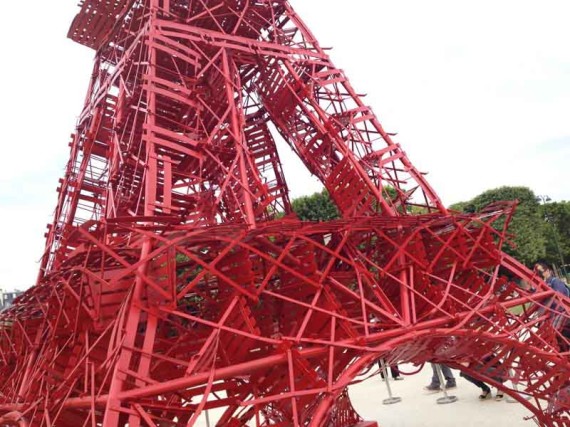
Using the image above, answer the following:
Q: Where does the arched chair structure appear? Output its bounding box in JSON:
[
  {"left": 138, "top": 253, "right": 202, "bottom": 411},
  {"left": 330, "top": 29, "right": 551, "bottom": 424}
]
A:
[{"left": 0, "top": 1, "right": 568, "bottom": 426}]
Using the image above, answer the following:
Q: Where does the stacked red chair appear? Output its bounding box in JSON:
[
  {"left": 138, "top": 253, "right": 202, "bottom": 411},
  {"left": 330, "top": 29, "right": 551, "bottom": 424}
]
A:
[{"left": 0, "top": 1, "right": 568, "bottom": 425}]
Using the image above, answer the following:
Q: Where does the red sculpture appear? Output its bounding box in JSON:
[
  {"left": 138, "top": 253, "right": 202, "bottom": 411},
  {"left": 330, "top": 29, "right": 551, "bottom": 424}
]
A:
[{"left": 0, "top": 1, "right": 568, "bottom": 426}]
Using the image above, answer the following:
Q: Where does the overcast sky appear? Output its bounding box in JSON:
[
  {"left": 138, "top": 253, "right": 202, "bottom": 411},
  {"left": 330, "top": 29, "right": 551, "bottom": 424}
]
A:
[{"left": 0, "top": 0, "right": 569, "bottom": 291}]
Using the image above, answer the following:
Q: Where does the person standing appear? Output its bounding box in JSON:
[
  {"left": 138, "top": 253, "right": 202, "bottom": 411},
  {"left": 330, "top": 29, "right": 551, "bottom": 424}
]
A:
[
  {"left": 523, "top": 262, "right": 570, "bottom": 350},
  {"left": 424, "top": 363, "right": 456, "bottom": 392},
  {"left": 460, "top": 354, "right": 506, "bottom": 400},
  {"left": 460, "top": 372, "right": 495, "bottom": 400},
  {"left": 378, "top": 360, "right": 403, "bottom": 381},
  {"left": 533, "top": 262, "right": 569, "bottom": 297}
]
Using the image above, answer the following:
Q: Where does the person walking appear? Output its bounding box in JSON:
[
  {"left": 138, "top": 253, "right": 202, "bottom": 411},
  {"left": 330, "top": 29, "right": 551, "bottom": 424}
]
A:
[
  {"left": 459, "top": 354, "right": 506, "bottom": 400},
  {"left": 528, "top": 262, "right": 570, "bottom": 350},
  {"left": 424, "top": 363, "right": 456, "bottom": 392},
  {"left": 460, "top": 372, "right": 503, "bottom": 400},
  {"left": 533, "top": 262, "right": 569, "bottom": 297},
  {"left": 460, "top": 366, "right": 503, "bottom": 400},
  {"left": 378, "top": 361, "right": 403, "bottom": 381}
]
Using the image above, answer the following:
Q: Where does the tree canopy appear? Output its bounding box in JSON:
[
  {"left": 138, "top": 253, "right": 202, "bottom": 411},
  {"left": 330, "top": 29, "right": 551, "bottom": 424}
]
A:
[
  {"left": 449, "top": 186, "right": 570, "bottom": 271},
  {"left": 539, "top": 201, "right": 570, "bottom": 272},
  {"left": 449, "top": 186, "right": 545, "bottom": 266},
  {"left": 291, "top": 186, "right": 568, "bottom": 272},
  {"left": 291, "top": 189, "right": 340, "bottom": 221}
]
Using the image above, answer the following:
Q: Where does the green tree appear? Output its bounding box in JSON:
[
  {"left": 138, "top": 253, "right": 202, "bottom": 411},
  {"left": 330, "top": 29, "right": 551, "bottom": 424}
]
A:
[
  {"left": 291, "top": 189, "right": 340, "bottom": 221},
  {"left": 450, "top": 186, "right": 546, "bottom": 266},
  {"left": 539, "top": 201, "right": 570, "bottom": 272},
  {"left": 449, "top": 201, "right": 475, "bottom": 213},
  {"left": 290, "top": 186, "right": 413, "bottom": 220}
]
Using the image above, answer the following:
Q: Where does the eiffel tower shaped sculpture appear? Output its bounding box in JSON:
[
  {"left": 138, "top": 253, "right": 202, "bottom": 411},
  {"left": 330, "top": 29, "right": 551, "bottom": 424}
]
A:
[{"left": 0, "top": 1, "right": 569, "bottom": 426}]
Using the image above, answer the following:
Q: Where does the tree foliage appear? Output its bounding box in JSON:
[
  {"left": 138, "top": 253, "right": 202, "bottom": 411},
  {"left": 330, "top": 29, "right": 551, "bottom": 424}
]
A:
[
  {"left": 291, "top": 186, "right": 568, "bottom": 271},
  {"left": 539, "top": 201, "right": 570, "bottom": 270},
  {"left": 291, "top": 186, "right": 405, "bottom": 220},
  {"left": 291, "top": 189, "right": 340, "bottom": 221},
  {"left": 450, "top": 186, "right": 546, "bottom": 266}
]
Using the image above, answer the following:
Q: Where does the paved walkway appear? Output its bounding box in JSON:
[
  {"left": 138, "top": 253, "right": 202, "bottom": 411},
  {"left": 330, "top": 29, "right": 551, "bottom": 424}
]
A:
[
  {"left": 350, "top": 363, "right": 535, "bottom": 427},
  {"left": 194, "top": 364, "right": 535, "bottom": 426}
]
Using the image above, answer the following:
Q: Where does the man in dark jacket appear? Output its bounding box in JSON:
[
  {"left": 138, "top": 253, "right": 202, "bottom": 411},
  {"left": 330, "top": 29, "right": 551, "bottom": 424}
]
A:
[
  {"left": 533, "top": 262, "right": 570, "bottom": 350},
  {"left": 533, "top": 262, "right": 569, "bottom": 298}
]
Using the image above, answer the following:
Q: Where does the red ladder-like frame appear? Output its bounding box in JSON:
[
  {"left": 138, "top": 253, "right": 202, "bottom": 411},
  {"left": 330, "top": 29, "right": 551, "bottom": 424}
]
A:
[{"left": 0, "top": 1, "right": 568, "bottom": 426}]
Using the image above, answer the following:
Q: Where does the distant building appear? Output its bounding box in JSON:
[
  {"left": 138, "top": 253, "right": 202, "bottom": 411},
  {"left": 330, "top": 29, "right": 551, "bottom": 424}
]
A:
[{"left": 0, "top": 289, "right": 23, "bottom": 311}]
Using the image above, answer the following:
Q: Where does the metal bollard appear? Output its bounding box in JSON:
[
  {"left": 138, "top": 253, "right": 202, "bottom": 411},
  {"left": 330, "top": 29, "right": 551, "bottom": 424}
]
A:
[
  {"left": 507, "top": 368, "right": 531, "bottom": 403},
  {"left": 435, "top": 364, "right": 458, "bottom": 404},
  {"left": 380, "top": 359, "right": 402, "bottom": 405}
]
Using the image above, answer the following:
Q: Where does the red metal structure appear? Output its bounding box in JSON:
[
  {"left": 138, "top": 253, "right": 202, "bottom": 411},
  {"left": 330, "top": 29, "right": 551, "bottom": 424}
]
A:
[{"left": 0, "top": 1, "right": 569, "bottom": 426}]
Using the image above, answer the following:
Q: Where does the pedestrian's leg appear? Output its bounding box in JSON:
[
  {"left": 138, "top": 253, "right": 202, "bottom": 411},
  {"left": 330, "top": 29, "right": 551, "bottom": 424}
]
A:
[
  {"left": 391, "top": 365, "right": 402, "bottom": 380},
  {"left": 441, "top": 365, "right": 454, "bottom": 382},
  {"left": 440, "top": 365, "right": 456, "bottom": 388},
  {"left": 460, "top": 372, "right": 489, "bottom": 391},
  {"left": 424, "top": 363, "right": 441, "bottom": 392},
  {"left": 460, "top": 372, "right": 490, "bottom": 399},
  {"left": 431, "top": 364, "right": 440, "bottom": 386},
  {"left": 495, "top": 379, "right": 505, "bottom": 400}
]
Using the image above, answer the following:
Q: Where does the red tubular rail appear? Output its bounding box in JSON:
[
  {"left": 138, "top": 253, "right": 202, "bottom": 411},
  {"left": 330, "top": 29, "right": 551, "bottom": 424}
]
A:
[{"left": 0, "top": 1, "right": 568, "bottom": 426}]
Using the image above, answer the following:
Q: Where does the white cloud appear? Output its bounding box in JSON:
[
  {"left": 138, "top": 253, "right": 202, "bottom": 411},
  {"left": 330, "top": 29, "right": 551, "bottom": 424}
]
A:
[{"left": 294, "top": 0, "right": 570, "bottom": 204}]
